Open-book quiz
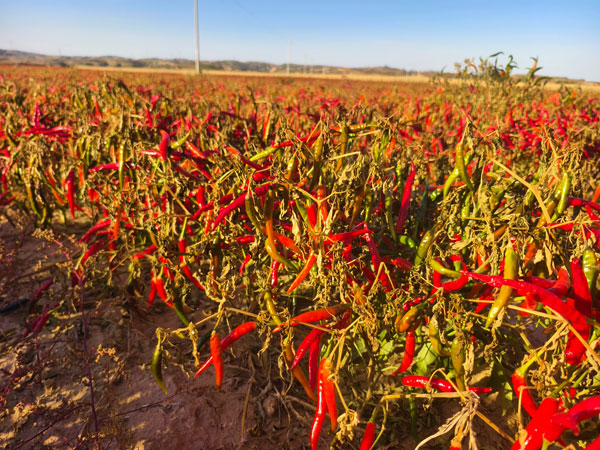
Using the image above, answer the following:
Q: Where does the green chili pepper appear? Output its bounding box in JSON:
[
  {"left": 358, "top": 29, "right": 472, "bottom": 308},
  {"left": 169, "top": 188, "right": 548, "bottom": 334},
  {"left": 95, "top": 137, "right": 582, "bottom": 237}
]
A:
[
  {"left": 264, "top": 291, "right": 283, "bottom": 326},
  {"left": 551, "top": 170, "right": 572, "bottom": 221},
  {"left": 250, "top": 145, "right": 279, "bottom": 162},
  {"left": 152, "top": 336, "right": 168, "bottom": 395},
  {"left": 451, "top": 337, "right": 466, "bottom": 392},
  {"left": 428, "top": 315, "right": 451, "bottom": 357},
  {"left": 395, "top": 161, "right": 404, "bottom": 192},
  {"left": 429, "top": 187, "right": 443, "bottom": 202},
  {"left": 398, "top": 235, "right": 417, "bottom": 249},
  {"left": 244, "top": 194, "right": 264, "bottom": 233},
  {"left": 284, "top": 153, "right": 298, "bottom": 181},
  {"left": 309, "top": 135, "right": 324, "bottom": 191},
  {"left": 443, "top": 152, "right": 473, "bottom": 199},
  {"left": 430, "top": 259, "right": 461, "bottom": 279},
  {"left": 171, "top": 131, "right": 191, "bottom": 149},
  {"left": 414, "top": 229, "right": 434, "bottom": 265},
  {"left": 582, "top": 249, "right": 598, "bottom": 298},
  {"left": 485, "top": 247, "right": 518, "bottom": 328},
  {"left": 172, "top": 294, "right": 190, "bottom": 327}
]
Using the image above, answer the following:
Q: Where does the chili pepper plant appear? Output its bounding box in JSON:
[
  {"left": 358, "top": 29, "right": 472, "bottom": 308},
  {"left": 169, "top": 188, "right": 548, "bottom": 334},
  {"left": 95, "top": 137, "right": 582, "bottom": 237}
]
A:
[{"left": 0, "top": 55, "right": 599, "bottom": 448}]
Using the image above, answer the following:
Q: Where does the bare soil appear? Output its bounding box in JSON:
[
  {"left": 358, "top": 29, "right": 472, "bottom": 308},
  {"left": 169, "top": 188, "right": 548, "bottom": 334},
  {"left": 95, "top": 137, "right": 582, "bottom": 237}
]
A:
[{"left": 0, "top": 215, "right": 314, "bottom": 450}]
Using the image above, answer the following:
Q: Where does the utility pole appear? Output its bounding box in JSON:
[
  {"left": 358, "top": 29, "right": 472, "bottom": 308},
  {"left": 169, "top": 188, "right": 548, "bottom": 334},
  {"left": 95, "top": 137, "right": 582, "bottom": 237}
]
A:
[{"left": 194, "top": 0, "right": 200, "bottom": 74}]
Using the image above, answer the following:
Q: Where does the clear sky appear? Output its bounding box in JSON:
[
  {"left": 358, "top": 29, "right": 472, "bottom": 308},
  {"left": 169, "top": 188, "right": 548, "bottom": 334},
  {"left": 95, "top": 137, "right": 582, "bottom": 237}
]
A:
[{"left": 1, "top": 1, "right": 599, "bottom": 81}]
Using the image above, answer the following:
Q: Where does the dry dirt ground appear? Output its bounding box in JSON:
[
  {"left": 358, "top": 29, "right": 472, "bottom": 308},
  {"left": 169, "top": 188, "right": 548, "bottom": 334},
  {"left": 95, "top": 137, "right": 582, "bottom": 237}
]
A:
[
  {"left": 0, "top": 214, "right": 317, "bottom": 450},
  {"left": 0, "top": 213, "right": 513, "bottom": 450}
]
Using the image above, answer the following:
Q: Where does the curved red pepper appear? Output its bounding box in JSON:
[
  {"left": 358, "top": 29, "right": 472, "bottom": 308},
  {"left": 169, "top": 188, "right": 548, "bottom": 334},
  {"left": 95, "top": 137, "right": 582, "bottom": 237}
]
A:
[
  {"left": 194, "top": 322, "right": 257, "bottom": 378},
  {"left": 287, "top": 252, "right": 317, "bottom": 294},
  {"left": 392, "top": 329, "right": 416, "bottom": 375},
  {"left": 311, "top": 359, "right": 327, "bottom": 449},
  {"left": 291, "top": 327, "right": 325, "bottom": 370},
  {"left": 273, "top": 304, "right": 350, "bottom": 332},
  {"left": 511, "top": 397, "right": 557, "bottom": 450},
  {"left": 401, "top": 376, "right": 492, "bottom": 394}
]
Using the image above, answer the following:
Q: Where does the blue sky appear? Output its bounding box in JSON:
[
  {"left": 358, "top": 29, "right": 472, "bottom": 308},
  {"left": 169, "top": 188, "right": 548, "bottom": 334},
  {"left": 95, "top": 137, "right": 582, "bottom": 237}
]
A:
[{"left": 1, "top": 1, "right": 599, "bottom": 81}]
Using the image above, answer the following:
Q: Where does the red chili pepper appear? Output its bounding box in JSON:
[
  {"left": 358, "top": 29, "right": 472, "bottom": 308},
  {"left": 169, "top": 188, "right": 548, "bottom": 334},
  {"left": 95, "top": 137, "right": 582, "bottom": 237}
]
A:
[
  {"left": 273, "top": 304, "right": 350, "bottom": 332},
  {"left": 178, "top": 238, "right": 204, "bottom": 290},
  {"left": 79, "top": 219, "right": 111, "bottom": 243},
  {"left": 133, "top": 244, "right": 158, "bottom": 260},
  {"left": 440, "top": 264, "right": 469, "bottom": 292},
  {"left": 360, "top": 421, "right": 376, "bottom": 450},
  {"left": 511, "top": 397, "right": 558, "bottom": 450},
  {"left": 210, "top": 331, "right": 223, "bottom": 392},
  {"left": 565, "top": 321, "right": 590, "bottom": 365},
  {"left": 392, "top": 328, "right": 416, "bottom": 375},
  {"left": 473, "top": 284, "right": 494, "bottom": 314},
  {"left": 270, "top": 260, "right": 280, "bottom": 289},
  {"left": 311, "top": 359, "right": 327, "bottom": 450},
  {"left": 239, "top": 253, "right": 252, "bottom": 274},
  {"left": 308, "top": 335, "right": 321, "bottom": 391},
  {"left": 291, "top": 327, "right": 325, "bottom": 370},
  {"left": 147, "top": 278, "right": 157, "bottom": 310},
  {"left": 567, "top": 197, "right": 600, "bottom": 212},
  {"left": 158, "top": 129, "right": 169, "bottom": 161},
  {"left": 153, "top": 277, "right": 172, "bottom": 307},
  {"left": 306, "top": 201, "right": 318, "bottom": 230},
  {"left": 322, "top": 358, "right": 338, "bottom": 431},
  {"left": 362, "top": 225, "right": 392, "bottom": 290},
  {"left": 212, "top": 183, "right": 271, "bottom": 230},
  {"left": 543, "top": 412, "right": 578, "bottom": 443},
  {"left": 401, "top": 376, "right": 492, "bottom": 394},
  {"left": 236, "top": 235, "right": 255, "bottom": 245},
  {"left": 326, "top": 229, "right": 372, "bottom": 243},
  {"left": 567, "top": 394, "right": 600, "bottom": 424},
  {"left": 547, "top": 267, "right": 571, "bottom": 298},
  {"left": 461, "top": 271, "right": 588, "bottom": 326},
  {"left": 78, "top": 241, "right": 105, "bottom": 268},
  {"left": 395, "top": 162, "right": 415, "bottom": 234},
  {"left": 522, "top": 276, "right": 555, "bottom": 289},
  {"left": 571, "top": 258, "right": 593, "bottom": 317},
  {"left": 158, "top": 256, "right": 174, "bottom": 281},
  {"left": 194, "top": 322, "right": 257, "bottom": 378},
  {"left": 287, "top": 252, "right": 317, "bottom": 294},
  {"left": 512, "top": 357, "right": 539, "bottom": 418}
]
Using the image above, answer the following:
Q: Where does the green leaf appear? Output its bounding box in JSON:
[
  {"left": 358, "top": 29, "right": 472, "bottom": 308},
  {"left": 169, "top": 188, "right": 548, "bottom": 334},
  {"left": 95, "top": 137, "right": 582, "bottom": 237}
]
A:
[{"left": 415, "top": 342, "right": 438, "bottom": 375}]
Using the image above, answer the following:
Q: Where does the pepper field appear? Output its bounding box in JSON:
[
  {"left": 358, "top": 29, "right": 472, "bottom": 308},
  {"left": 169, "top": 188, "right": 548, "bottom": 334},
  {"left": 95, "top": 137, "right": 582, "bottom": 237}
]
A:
[{"left": 0, "top": 58, "right": 599, "bottom": 449}]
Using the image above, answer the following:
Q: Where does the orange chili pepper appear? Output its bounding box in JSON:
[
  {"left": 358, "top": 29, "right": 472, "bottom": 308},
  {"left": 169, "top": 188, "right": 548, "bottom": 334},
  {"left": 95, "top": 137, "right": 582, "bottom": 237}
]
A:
[
  {"left": 287, "top": 252, "right": 317, "bottom": 294},
  {"left": 210, "top": 331, "right": 223, "bottom": 392}
]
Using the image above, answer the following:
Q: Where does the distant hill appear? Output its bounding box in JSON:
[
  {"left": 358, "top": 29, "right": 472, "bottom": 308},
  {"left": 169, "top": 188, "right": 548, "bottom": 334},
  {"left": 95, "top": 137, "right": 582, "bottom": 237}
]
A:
[{"left": 0, "top": 49, "right": 437, "bottom": 77}]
